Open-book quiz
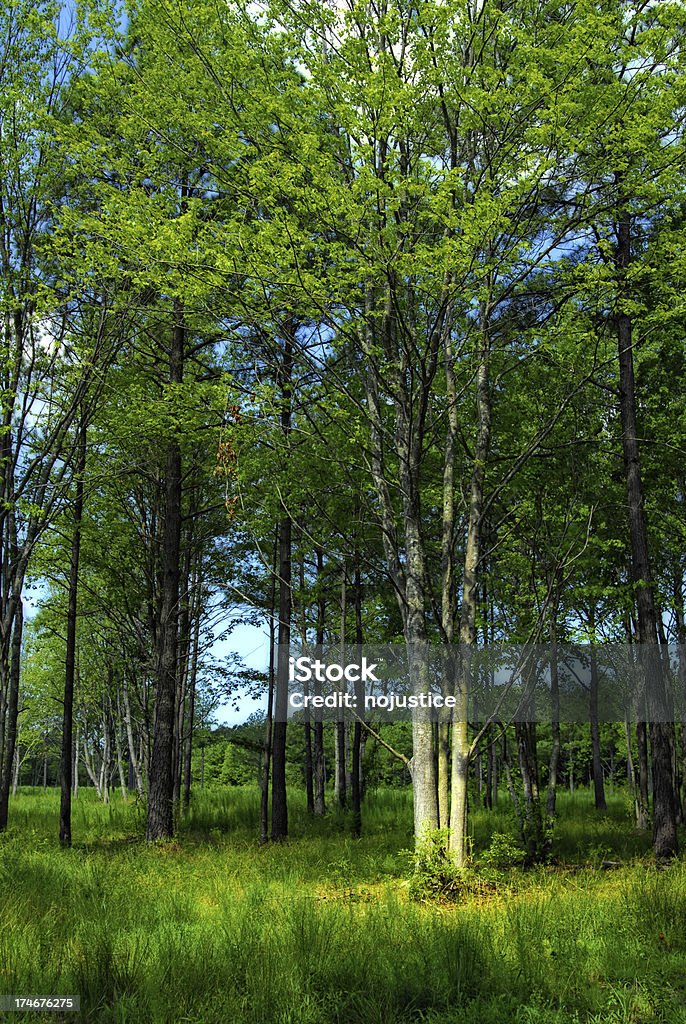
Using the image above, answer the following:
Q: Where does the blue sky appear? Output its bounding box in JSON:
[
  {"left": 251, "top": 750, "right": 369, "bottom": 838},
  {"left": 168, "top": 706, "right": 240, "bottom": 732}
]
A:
[{"left": 212, "top": 619, "right": 270, "bottom": 726}]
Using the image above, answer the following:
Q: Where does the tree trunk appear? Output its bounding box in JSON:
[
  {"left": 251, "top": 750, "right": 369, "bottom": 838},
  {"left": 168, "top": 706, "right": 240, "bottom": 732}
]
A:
[
  {"left": 439, "top": 294, "right": 458, "bottom": 833},
  {"left": 437, "top": 722, "right": 450, "bottom": 827},
  {"left": 173, "top": 540, "right": 193, "bottom": 809},
  {"left": 313, "top": 547, "right": 326, "bottom": 816},
  {"left": 351, "top": 556, "right": 364, "bottom": 837},
  {"left": 624, "top": 715, "right": 634, "bottom": 790},
  {"left": 59, "top": 418, "right": 86, "bottom": 845},
  {"left": 335, "top": 568, "right": 347, "bottom": 810},
  {"left": 303, "top": 716, "right": 314, "bottom": 813},
  {"left": 546, "top": 607, "right": 561, "bottom": 820},
  {"left": 183, "top": 588, "right": 201, "bottom": 811},
  {"left": 100, "top": 702, "right": 111, "bottom": 805},
  {"left": 516, "top": 720, "right": 544, "bottom": 864},
  {"left": 589, "top": 641, "right": 607, "bottom": 811},
  {"left": 113, "top": 692, "right": 128, "bottom": 802},
  {"left": 450, "top": 309, "right": 491, "bottom": 866},
  {"left": 0, "top": 600, "right": 22, "bottom": 829},
  {"left": 615, "top": 202, "right": 677, "bottom": 859},
  {"left": 673, "top": 575, "right": 686, "bottom": 823},
  {"left": 122, "top": 672, "right": 144, "bottom": 798},
  {"left": 147, "top": 301, "right": 183, "bottom": 841},
  {"left": 271, "top": 327, "right": 293, "bottom": 842},
  {"left": 260, "top": 533, "right": 277, "bottom": 845},
  {"left": 82, "top": 734, "right": 102, "bottom": 797},
  {"left": 11, "top": 740, "right": 19, "bottom": 796},
  {"left": 271, "top": 513, "right": 291, "bottom": 839}
]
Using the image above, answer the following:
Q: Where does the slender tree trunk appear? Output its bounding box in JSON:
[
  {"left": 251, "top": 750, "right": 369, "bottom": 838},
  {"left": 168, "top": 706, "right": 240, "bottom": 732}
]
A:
[
  {"left": 59, "top": 419, "right": 86, "bottom": 846},
  {"left": 351, "top": 556, "right": 364, "bottom": 837},
  {"left": 363, "top": 278, "right": 439, "bottom": 846},
  {"left": 271, "top": 514, "right": 291, "bottom": 839},
  {"left": 122, "top": 672, "right": 144, "bottom": 798},
  {"left": 260, "top": 532, "right": 278, "bottom": 844},
  {"left": 450, "top": 309, "right": 491, "bottom": 866},
  {"left": 113, "top": 692, "right": 128, "bottom": 802},
  {"left": 183, "top": 589, "right": 201, "bottom": 811},
  {"left": 73, "top": 725, "right": 79, "bottom": 798},
  {"left": 516, "top": 719, "right": 544, "bottom": 864},
  {"left": 147, "top": 302, "right": 184, "bottom": 841},
  {"left": 437, "top": 722, "right": 450, "bottom": 827},
  {"left": 474, "top": 654, "right": 487, "bottom": 810},
  {"left": 313, "top": 547, "right": 326, "bottom": 816},
  {"left": 489, "top": 734, "right": 498, "bottom": 807},
  {"left": 439, "top": 294, "right": 458, "bottom": 833},
  {"left": 626, "top": 621, "right": 648, "bottom": 825},
  {"left": 624, "top": 715, "right": 634, "bottom": 790},
  {"left": 673, "top": 575, "right": 686, "bottom": 823},
  {"left": 546, "top": 605, "right": 561, "bottom": 820},
  {"left": 0, "top": 600, "right": 22, "bottom": 829},
  {"left": 11, "top": 740, "right": 19, "bottom": 796},
  {"left": 173, "top": 541, "right": 193, "bottom": 808},
  {"left": 100, "top": 701, "right": 111, "bottom": 805},
  {"left": 271, "top": 328, "right": 293, "bottom": 841},
  {"left": 82, "top": 734, "right": 101, "bottom": 797},
  {"left": 335, "top": 568, "right": 347, "bottom": 810},
  {"left": 615, "top": 204, "right": 677, "bottom": 858},
  {"left": 297, "top": 548, "right": 315, "bottom": 815},
  {"left": 589, "top": 638, "right": 607, "bottom": 811},
  {"left": 0, "top": 653, "right": 5, "bottom": 775}
]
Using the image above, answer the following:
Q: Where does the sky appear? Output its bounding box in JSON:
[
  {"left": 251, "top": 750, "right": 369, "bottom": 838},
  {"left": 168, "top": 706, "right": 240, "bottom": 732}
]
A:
[{"left": 212, "top": 619, "right": 270, "bottom": 726}]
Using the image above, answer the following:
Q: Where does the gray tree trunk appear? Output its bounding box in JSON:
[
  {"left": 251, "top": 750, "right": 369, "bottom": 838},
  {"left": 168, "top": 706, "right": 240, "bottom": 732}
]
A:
[
  {"left": 147, "top": 301, "right": 184, "bottom": 841},
  {"left": 450, "top": 310, "right": 491, "bottom": 866},
  {"left": 615, "top": 201, "right": 677, "bottom": 859},
  {"left": 60, "top": 419, "right": 86, "bottom": 845}
]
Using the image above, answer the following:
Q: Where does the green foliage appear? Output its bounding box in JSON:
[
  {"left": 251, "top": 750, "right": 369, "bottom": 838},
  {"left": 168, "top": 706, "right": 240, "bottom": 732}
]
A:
[
  {"left": 481, "top": 832, "right": 525, "bottom": 872},
  {"left": 407, "top": 827, "right": 461, "bottom": 902}
]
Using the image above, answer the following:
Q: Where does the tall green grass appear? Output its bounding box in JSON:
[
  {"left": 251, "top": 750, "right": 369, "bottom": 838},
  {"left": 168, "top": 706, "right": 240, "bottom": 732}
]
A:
[{"left": 0, "top": 787, "right": 683, "bottom": 1023}]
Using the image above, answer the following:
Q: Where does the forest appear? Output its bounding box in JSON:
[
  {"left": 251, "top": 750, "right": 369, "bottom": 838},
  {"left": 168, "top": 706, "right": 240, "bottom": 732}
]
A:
[{"left": 1, "top": 0, "right": 686, "bottom": 1021}]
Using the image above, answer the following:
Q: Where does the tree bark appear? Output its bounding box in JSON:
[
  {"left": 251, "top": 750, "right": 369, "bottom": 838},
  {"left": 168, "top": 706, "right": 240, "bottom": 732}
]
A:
[
  {"left": 546, "top": 605, "right": 561, "bottom": 820},
  {"left": 450, "top": 309, "right": 491, "bottom": 866},
  {"left": 437, "top": 722, "right": 450, "bottom": 827},
  {"left": 335, "top": 568, "right": 347, "bottom": 810},
  {"left": 260, "top": 531, "right": 278, "bottom": 844},
  {"left": 615, "top": 202, "right": 677, "bottom": 859},
  {"left": 313, "top": 547, "right": 326, "bottom": 816},
  {"left": 589, "top": 639, "right": 607, "bottom": 811},
  {"left": 516, "top": 720, "right": 544, "bottom": 864},
  {"left": 674, "top": 578, "right": 686, "bottom": 823},
  {"left": 12, "top": 739, "right": 19, "bottom": 796},
  {"left": 351, "top": 556, "right": 364, "bottom": 837},
  {"left": 271, "top": 327, "right": 293, "bottom": 842},
  {"left": 60, "top": 416, "right": 86, "bottom": 846},
  {"left": 0, "top": 600, "right": 22, "bottom": 828},
  {"left": 172, "top": 547, "right": 192, "bottom": 810},
  {"left": 147, "top": 301, "right": 183, "bottom": 841},
  {"left": 182, "top": 585, "right": 201, "bottom": 811},
  {"left": 122, "top": 671, "right": 144, "bottom": 798}
]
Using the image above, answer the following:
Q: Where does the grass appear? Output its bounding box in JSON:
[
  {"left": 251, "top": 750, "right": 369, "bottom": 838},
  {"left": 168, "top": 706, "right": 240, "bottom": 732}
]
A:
[{"left": 0, "top": 786, "right": 685, "bottom": 1023}]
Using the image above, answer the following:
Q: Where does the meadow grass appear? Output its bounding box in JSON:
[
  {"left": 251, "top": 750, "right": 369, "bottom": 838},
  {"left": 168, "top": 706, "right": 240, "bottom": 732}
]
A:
[{"left": 0, "top": 786, "right": 684, "bottom": 1024}]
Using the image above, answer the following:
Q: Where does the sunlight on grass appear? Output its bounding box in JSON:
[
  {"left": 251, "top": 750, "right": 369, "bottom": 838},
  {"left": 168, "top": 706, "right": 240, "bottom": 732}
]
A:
[{"left": 0, "top": 787, "right": 684, "bottom": 1023}]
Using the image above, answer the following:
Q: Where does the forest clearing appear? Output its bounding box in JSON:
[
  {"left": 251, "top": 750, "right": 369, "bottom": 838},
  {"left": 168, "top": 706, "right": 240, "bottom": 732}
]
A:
[
  {"left": 2, "top": 0, "right": 686, "bottom": 1021},
  {"left": 1, "top": 786, "right": 685, "bottom": 1024}
]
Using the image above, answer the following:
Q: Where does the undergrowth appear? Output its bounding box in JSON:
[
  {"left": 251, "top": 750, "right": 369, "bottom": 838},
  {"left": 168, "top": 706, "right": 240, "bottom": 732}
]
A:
[{"left": 0, "top": 786, "right": 683, "bottom": 1023}]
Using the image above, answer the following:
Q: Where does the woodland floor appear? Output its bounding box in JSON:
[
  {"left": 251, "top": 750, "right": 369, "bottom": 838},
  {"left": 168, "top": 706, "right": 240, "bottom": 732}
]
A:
[{"left": 0, "top": 787, "right": 685, "bottom": 1023}]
